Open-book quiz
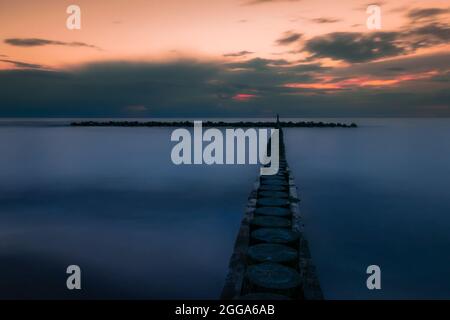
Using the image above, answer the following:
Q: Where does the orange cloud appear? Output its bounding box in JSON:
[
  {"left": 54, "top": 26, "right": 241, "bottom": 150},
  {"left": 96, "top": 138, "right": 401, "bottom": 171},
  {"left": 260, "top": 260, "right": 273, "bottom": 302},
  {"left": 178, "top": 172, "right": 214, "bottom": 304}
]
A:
[
  {"left": 284, "top": 70, "right": 440, "bottom": 90},
  {"left": 284, "top": 83, "right": 341, "bottom": 89}
]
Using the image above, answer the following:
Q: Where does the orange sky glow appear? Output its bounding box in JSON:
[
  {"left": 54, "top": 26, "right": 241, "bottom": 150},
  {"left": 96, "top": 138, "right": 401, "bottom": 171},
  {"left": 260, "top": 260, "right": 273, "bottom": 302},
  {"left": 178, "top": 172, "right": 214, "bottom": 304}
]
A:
[
  {"left": 1, "top": 0, "right": 448, "bottom": 67},
  {"left": 0, "top": 0, "right": 449, "bottom": 117}
]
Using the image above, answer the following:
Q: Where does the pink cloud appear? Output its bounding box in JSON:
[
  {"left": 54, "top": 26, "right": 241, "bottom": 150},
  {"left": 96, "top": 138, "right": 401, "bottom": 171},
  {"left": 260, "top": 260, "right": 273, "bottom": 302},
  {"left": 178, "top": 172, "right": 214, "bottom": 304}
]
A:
[
  {"left": 283, "top": 70, "right": 439, "bottom": 90},
  {"left": 232, "top": 93, "right": 258, "bottom": 101}
]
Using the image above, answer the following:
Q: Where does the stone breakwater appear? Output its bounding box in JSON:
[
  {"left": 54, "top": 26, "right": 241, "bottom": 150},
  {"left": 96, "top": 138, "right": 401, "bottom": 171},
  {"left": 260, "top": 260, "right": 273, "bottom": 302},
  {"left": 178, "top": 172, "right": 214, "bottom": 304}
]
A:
[
  {"left": 221, "top": 128, "right": 323, "bottom": 300},
  {"left": 70, "top": 120, "right": 357, "bottom": 128}
]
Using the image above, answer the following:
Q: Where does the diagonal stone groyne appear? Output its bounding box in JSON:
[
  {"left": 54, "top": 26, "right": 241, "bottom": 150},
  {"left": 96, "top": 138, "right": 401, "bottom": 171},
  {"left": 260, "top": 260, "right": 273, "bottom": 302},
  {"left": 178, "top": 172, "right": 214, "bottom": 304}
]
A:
[{"left": 221, "top": 127, "right": 323, "bottom": 300}]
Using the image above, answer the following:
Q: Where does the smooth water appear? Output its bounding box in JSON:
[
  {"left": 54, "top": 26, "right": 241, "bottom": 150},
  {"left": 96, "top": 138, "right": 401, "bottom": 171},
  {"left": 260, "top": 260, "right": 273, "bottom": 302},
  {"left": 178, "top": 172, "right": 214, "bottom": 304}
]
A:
[
  {"left": 0, "top": 118, "right": 449, "bottom": 299},
  {"left": 285, "top": 118, "right": 450, "bottom": 299},
  {"left": 0, "top": 124, "right": 258, "bottom": 299}
]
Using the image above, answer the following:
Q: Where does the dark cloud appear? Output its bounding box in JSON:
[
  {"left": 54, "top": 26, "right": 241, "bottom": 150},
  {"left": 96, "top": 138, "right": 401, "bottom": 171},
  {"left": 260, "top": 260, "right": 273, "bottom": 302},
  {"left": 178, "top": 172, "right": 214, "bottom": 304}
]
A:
[
  {"left": 326, "top": 52, "right": 450, "bottom": 79},
  {"left": 0, "top": 59, "right": 45, "bottom": 69},
  {"left": 0, "top": 55, "right": 448, "bottom": 118},
  {"left": 407, "top": 7, "right": 450, "bottom": 21},
  {"left": 223, "top": 51, "right": 254, "bottom": 57},
  {"left": 302, "top": 21, "right": 450, "bottom": 63},
  {"left": 243, "top": 0, "right": 300, "bottom": 6},
  {"left": 4, "top": 38, "right": 100, "bottom": 50},
  {"left": 311, "top": 17, "right": 341, "bottom": 24},
  {"left": 220, "top": 59, "right": 320, "bottom": 94},
  {"left": 407, "top": 23, "right": 450, "bottom": 48},
  {"left": 0, "top": 60, "right": 223, "bottom": 117},
  {"left": 304, "top": 32, "right": 404, "bottom": 63},
  {"left": 226, "top": 57, "right": 290, "bottom": 70},
  {"left": 275, "top": 31, "right": 302, "bottom": 46}
]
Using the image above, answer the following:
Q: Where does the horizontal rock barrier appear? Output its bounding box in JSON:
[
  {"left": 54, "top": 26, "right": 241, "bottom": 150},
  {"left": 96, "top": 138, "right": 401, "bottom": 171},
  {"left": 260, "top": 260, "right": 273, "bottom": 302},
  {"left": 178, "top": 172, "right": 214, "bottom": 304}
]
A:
[{"left": 71, "top": 120, "right": 357, "bottom": 128}]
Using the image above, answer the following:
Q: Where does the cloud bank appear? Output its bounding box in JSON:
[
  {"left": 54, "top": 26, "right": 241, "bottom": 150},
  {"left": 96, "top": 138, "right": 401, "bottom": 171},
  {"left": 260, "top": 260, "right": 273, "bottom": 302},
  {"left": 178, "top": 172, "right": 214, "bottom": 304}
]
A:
[{"left": 0, "top": 54, "right": 448, "bottom": 117}]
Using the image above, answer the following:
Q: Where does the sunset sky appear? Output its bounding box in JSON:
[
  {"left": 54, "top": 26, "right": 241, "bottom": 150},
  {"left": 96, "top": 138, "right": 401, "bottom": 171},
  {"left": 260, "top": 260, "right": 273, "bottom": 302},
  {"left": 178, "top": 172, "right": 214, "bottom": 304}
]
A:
[{"left": 0, "top": 0, "right": 449, "bottom": 117}]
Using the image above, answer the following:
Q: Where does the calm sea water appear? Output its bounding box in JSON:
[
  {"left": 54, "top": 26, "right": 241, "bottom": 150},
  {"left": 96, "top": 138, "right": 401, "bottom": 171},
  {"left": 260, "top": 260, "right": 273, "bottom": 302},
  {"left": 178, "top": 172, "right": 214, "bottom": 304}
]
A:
[
  {"left": 0, "top": 123, "right": 257, "bottom": 299},
  {"left": 0, "top": 118, "right": 449, "bottom": 299},
  {"left": 285, "top": 118, "right": 450, "bottom": 299}
]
